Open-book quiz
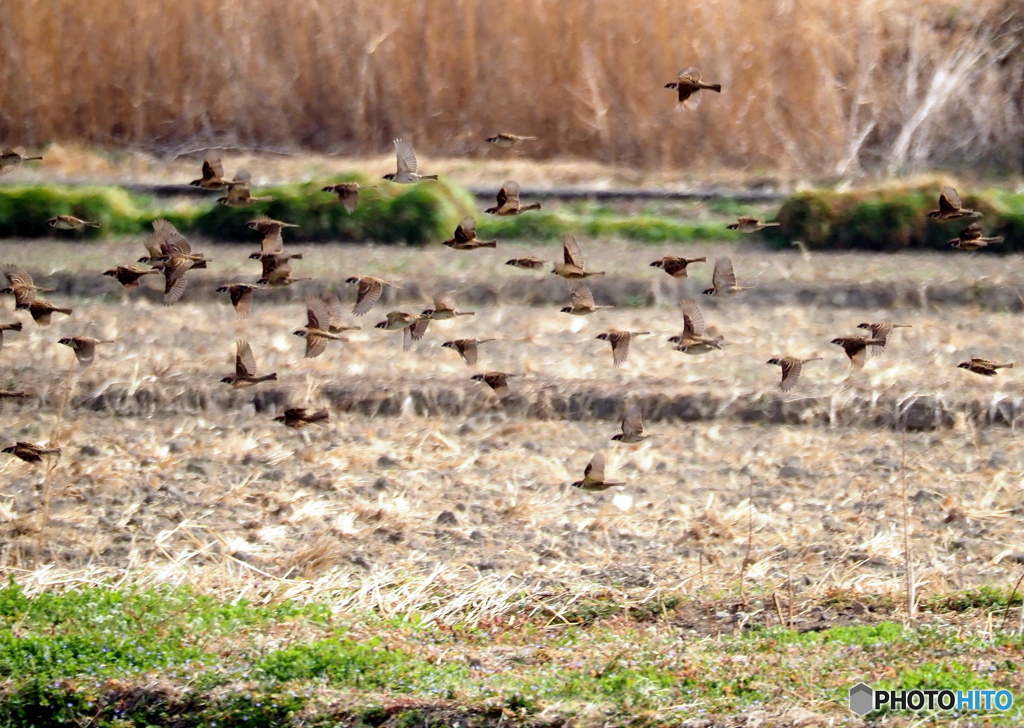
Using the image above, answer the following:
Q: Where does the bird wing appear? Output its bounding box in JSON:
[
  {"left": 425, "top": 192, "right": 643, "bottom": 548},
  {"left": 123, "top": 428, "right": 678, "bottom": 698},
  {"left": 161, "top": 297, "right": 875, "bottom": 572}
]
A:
[
  {"left": 779, "top": 358, "right": 802, "bottom": 392},
  {"left": 434, "top": 290, "right": 458, "bottom": 312},
  {"left": 353, "top": 278, "right": 383, "bottom": 316},
  {"left": 487, "top": 373, "right": 508, "bottom": 397},
  {"left": 2, "top": 264, "right": 33, "bottom": 288},
  {"left": 609, "top": 332, "right": 630, "bottom": 367},
  {"left": 570, "top": 282, "right": 595, "bottom": 308},
  {"left": 231, "top": 286, "right": 254, "bottom": 319},
  {"left": 585, "top": 453, "right": 606, "bottom": 483},
  {"left": 939, "top": 186, "right": 961, "bottom": 213},
  {"left": 409, "top": 318, "right": 430, "bottom": 342},
  {"left": 680, "top": 300, "right": 705, "bottom": 337},
  {"left": 305, "top": 333, "right": 328, "bottom": 358},
  {"left": 338, "top": 184, "right": 360, "bottom": 213},
  {"left": 562, "top": 233, "right": 585, "bottom": 268},
  {"left": 678, "top": 67, "right": 701, "bottom": 83},
  {"left": 153, "top": 219, "right": 191, "bottom": 255},
  {"left": 621, "top": 403, "right": 644, "bottom": 439},
  {"left": 74, "top": 338, "right": 96, "bottom": 365},
  {"left": 960, "top": 222, "right": 983, "bottom": 241},
  {"left": 260, "top": 228, "right": 284, "bottom": 255},
  {"left": 455, "top": 217, "right": 476, "bottom": 244},
  {"left": 459, "top": 339, "right": 478, "bottom": 365},
  {"left": 712, "top": 256, "right": 737, "bottom": 290},
  {"left": 849, "top": 345, "right": 867, "bottom": 371},
  {"left": 321, "top": 291, "right": 344, "bottom": 326},
  {"left": 394, "top": 139, "right": 418, "bottom": 175},
  {"left": 500, "top": 180, "right": 521, "bottom": 207},
  {"left": 163, "top": 271, "right": 188, "bottom": 304},
  {"left": 236, "top": 340, "right": 258, "bottom": 377},
  {"left": 306, "top": 295, "right": 330, "bottom": 330},
  {"left": 203, "top": 157, "right": 224, "bottom": 180}
]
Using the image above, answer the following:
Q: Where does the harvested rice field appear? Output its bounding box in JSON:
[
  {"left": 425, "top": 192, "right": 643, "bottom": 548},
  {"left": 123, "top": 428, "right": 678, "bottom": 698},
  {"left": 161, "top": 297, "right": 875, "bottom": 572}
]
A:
[{"left": 2, "top": 237, "right": 1024, "bottom": 726}]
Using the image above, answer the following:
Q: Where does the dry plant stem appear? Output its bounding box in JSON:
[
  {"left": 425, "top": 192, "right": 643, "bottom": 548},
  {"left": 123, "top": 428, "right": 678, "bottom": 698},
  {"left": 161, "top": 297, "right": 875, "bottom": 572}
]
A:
[
  {"left": 901, "top": 429, "right": 916, "bottom": 622},
  {"left": 35, "top": 361, "right": 78, "bottom": 566},
  {"left": 999, "top": 569, "right": 1024, "bottom": 634},
  {"left": 740, "top": 480, "right": 754, "bottom": 609}
]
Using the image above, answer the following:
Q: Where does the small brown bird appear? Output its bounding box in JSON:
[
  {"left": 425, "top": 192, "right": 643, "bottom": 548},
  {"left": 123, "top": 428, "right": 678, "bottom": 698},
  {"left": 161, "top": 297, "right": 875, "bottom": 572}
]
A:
[
  {"left": 927, "top": 186, "right": 981, "bottom": 221},
  {"left": 58, "top": 336, "right": 113, "bottom": 368},
  {"left": 571, "top": 453, "right": 624, "bottom": 491},
  {"left": 383, "top": 139, "right": 438, "bottom": 183},
  {"left": 0, "top": 321, "right": 22, "bottom": 353},
  {"left": 216, "top": 283, "right": 260, "bottom": 320},
  {"left": 949, "top": 222, "right": 1003, "bottom": 251},
  {"left": 247, "top": 216, "right": 298, "bottom": 259},
  {"left": 104, "top": 264, "right": 160, "bottom": 289},
  {"left": 665, "top": 67, "right": 722, "bottom": 109},
  {"left": 727, "top": 217, "right": 780, "bottom": 233},
  {"left": 560, "top": 282, "right": 612, "bottom": 316},
  {"left": 274, "top": 407, "right": 330, "bottom": 428},
  {"left": 421, "top": 291, "right": 474, "bottom": 320},
  {"left": 442, "top": 338, "right": 494, "bottom": 366},
  {"left": 0, "top": 147, "right": 43, "bottom": 175},
  {"left": 669, "top": 299, "right": 723, "bottom": 354},
  {"left": 189, "top": 156, "right": 230, "bottom": 190},
  {"left": 856, "top": 322, "right": 911, "bottom": 356},
  {"left": 485, "top": 181, "right": 541, "bottom": 216},
  {"left": 505, "top": 256, "right": 547, "bottom": 270},
  {"left": 0, "top": 390, "right": 28, "bottom": 415},
  {"left": 346, "top": 276, "right": 400, "bottom": 316},
  {"left": 766, "top": 356, "right": 821, "bottom": 392},
  {"left": 294, "top": 293, "right": 353, "bottom": 358},
  {"left": 597, "top": 330, "right": 650, "bottom": 368},
  {"left": 553, "top": 234, "right": 605, "bottom": 279},
  {"left": 650, "top": 256, "right": 707, "bottom": 278},
  {"left": 612, "top": 403, "right": 653, "bottom": 443},
  {"left": 444, "top": 217, "right": 497, "bottom": 250},
  {"left": 221, "top": 340, "right": 278, "bottom": 386},
  {"left": 471, "top": 372, "right": 515, "bottom": 397},
  {"left": 831, "top": 336, "right": 886, "bottom": 370},
  {"left": 322, "top": 182, "right": 375, "bottom": 213},
  {"left": 375, "top": 311, "right": 428, "bottom": 351},
  {"left": 485, "top": 134, "right": 537, "bottom": 148},
  {"left": 26, "top": 299, "right": 73, "bottom": 326},
  {"left": 958, "top": 358, "right": 1014, "bottom": 377},
  {"left": 2, "top": 441, "right": 60, "bottom": 463},
  {"left": 1, "top": 264, "right": 52, "bottom": 308},
  {"left": 217, "top": 170, "right": 272, "bottom": 206},
  {"left": 47, "top": 215, "right": 100, "bottom": 231},
  {"left": 702, "top": 256, "right": 753, "bottom": 297},
  {"left": 256, "top": 253, "right": 306, "bottom": 287},
  {"left": 139, "top": 219, "right": 207, "bottom": 268}
]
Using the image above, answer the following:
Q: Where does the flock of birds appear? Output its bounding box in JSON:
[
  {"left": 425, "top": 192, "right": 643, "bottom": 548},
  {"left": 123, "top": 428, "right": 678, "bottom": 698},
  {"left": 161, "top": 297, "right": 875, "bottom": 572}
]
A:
[{"left": 0, "top": 68, "right": 1014, "bottom": 488}]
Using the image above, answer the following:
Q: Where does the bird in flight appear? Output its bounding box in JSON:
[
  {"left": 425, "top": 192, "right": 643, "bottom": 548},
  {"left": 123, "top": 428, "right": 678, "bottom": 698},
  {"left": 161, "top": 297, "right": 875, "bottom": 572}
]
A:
[
  {"left": 665, "top": 67, "right": 722, "bottom": 109},
  {"left": 221, "top": 340, "right": 278, "bottom": 386},
  {"left": 766, "top": 356, "right": 821, "bottom": 392},
  {"left": 383, "top": 139, "right": 438, "bottom": 183},
  {"left": 958, "top": 358, "right": 1013, "bottom": 377},
  {"left": 485, "top": 180, "right": 541, "bottom": 216},
  {"left": 444, "top": 217, "right": 496, "bottom": 249},
  {"left": 927, "top": 186, "right": 981, "bottom": 221},
  {"left": 485, "top": 134, "right": 537, "bottom": 148},
  {"left": 572, "top": 453, "right": 625, "bottom": 491}
]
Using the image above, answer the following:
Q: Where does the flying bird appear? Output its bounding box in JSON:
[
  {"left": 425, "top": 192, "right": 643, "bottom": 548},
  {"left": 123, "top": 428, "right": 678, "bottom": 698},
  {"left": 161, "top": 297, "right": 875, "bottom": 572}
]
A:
[
  {"left": 274, "top": 407, "right": 330, "bottom": 428},
  {"left": 927, "top": 186, "right": 981, "bottom": 221},
  {"left": 294, "top": 293, "right": 355, "bottom": 358},
  {"left": 444, "top": 217, "right": 497, "bottom": 250},
  {"left": 560, "top": 282, "right": 612, "bottom": 315},
  {"left": 442, "top": 338, "right": 494, "bottom": 366},
  {"left": 958, "top": 358, "right": 1013, "bottom": 377},
  {"left": 189, "top": 156, "right": 230, "bottom": 190},
  {"left": 256, "top": 253, "right": 306, "bottom": 287},
  {"left": 217, "top": 169, "right": 272, "bottom": 206},
  {"left": 58, "top": 336, "right": 113, "bottom": 368},
  {"left": 421, "top": 291, "right": 474, "bottom": 320},
  {"left": 25, "top": 299, "right": 73, "bottom": 326},
  {"left": 856, "top": 322, "right": 911, "bottom": 356},
  {"left": 383, "top": 139, "right": 438, "bottom": 183},
  {"left": 104, "top": 265, "right": 160, "bottom": 289},
  {"left": 830, "top": 336, "right": 886, "bottom": 370},
  {"left": 664, "top": 67, "right": 722, "bottom": 109},
  {"left": 216, "top": 283, "right": 260, "bottom": 320},
  {"left": 727, "top": 217, "right": 780, "bottom": 233},
  {"left": 346, "top": 276, "right": 400, "bottom": 316},
  {"left": 374, "top": 311, "right": 428, "bottom": 351},
  {"left": 139, "top": 219, "right": 207, "bottom": 269},
  {"left": 247, "top": 216, "right": 298, "bottom": 259},
  {"left": 322, "top": 182, "right": 375, "bottom": 213},
  {"left": 949, "top": 222, "right": 1003, "bottom": 251},
  {"left": 485, "top": 180, "right": 541, "bottom": 216},
  {"left": 485, "top": 134, "right": 537, "bottom": 148},
  {"left": 505, "top": 256, "right": 547, "bottom": 271},
  {"left": 553, "top": 234, "right": 605, "bottom": 279},
  {"left": 650, "top": 256, "right": 706, "bottom": 278},
  {"left": 612, "top": 403, "right": 653, "bottom": 443},
  {"left": 766, "top": 356, "right": 821, "bottom": 392},
  {"left": 572, "top": 453, "right": 624, "bottom": 491},
  {"left": 47, "top": 215, "right": 99, "bottom": 230},
  {"left": 0, "top": 147, "right": 43, "bottom": 175},
  {"left": 669, "top": 299, "right": 723, "bottom": 354},
  {"left": 471, "top": 372, "right": 514, "bottom": 398},
  {"left": 703, "top": 256, "right": 753, "bottom": 297},
  {"left": 596, "top": 330, "right": 650, "bottom": 368},
  {"left": 221, "top": 340, "right": 278, "bottom": 386},
  {"left": 2, "top": 441, "right": 60, "bottom": 464},
  {"left": 1, "top": 264, "right": 52, "bottom": 308}
]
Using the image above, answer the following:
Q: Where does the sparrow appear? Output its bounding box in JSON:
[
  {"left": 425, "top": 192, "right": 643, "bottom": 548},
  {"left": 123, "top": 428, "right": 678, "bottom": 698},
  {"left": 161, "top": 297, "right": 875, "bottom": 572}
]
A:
[
  {"left": 294, "top": 293, "right": 352, "bottom": 358},
  {"left": 444, "top": 217, "right": 497, "bottom": 249},
  {"left": 421, "top": 291, "right": 474, "bottom": 320},
  {"left": 442, "top": 338, "right": 494, "bottom": 366},
  {"left": 703, "top": 256, "right": 753, "bottom": 296},
  {"left": 571, "top": 453, "right": 624, "bottom": 491},
  {"left": 485, "top": 180, "right": 541, "bottom": 216},
  {"left": 1, "top": 264, "right": 52, "bottom": 308},
  {"left": 949, "top": 222, "right": 1003, "bottom": 250},
  {"left": 927, "top": 186, "right": 981, "bottom": 220},
  {"left": 247, "top": 216, "right": 298, "bottom": 258},
  {"left": 256, "top": 253, "right": 306, "bottom": 286},
  {"left": 58, "top": 336, "right": 113, "bottom": 368},
  {"left": 485, "top": 134, "right": 537, "bottom": 147},
  {"left": 217, "top": 169, "right": 273, "bottom": 206},
  {"left": 2, "top": 441, "right": 60, "bottom": 464},
  {"left": 596, "top": 330, "right": 650, "bottom": 368},
  {"left": 382, "top": 139, "right": 438, "bottom": 183},
  {"left": 560, "top": 282, "right": 612, "bottom": 315},
  {"left": 189, "top": 156, "right": 229, "bottom": 190},
  {"left": 958, "top": 358, "right": 1013, "bottom": 377},
  {"left": 650, "top": 255, "right": 707, "bottom": 278},
  {"left": 856, "top": 322, "right": 911, "bottom": 356},
  {"left": 831, "top": 336, "right": 886, "bottom": 370},
  {"left": 552, "top": 234, "right": 605, "bottom": 279},
  {"left": 0, "top": 321, "right": 22, "bottom": 353},
  {"left": 0, "top": 147, "right": 43, "bottom": 174},
  {"left": 138, "top": 220, "right": 207, "bottom": 269},
  {"left": 47, "top": 215, "right": 100, "bottom": 230},
  {"left": 346, "top": 276, "right": 400, "bottom": 316},
  {"left": 104, "top": 265, "right": 160, "bottom": 289},
  {"left": 151, "top": 231, "right": 212, "bottom": 305},
  {"left": 375, "top": 311, "right": 428, "bottom": 351},
  {"left": 0, "top": 390, "right": 28, "bottom": 415},
  {"left": 669, "top": 299, "right": 723, "bottom": 354},
  {"left": 727, "top": 217, "right": 780, "bottom": 233},
  {"left": 505, "top": 256, "right": 546, "bottom": 271},
  {"left": 471, "top": 372, "right": 514, "bottom": 397},
  {"left": 665, "top": 67, "right": 722, "bottom": 109},
  {"left": 274, "top": 407, "right": 330, "bottom": 428},
  {"left": 221, "top": 340, "right": 278, "bottom": 386},
  {"left": 216, "top": 283, "right": 261, "bottom": 320},
  {"left": 26, "top": 299, "right": 73, "bottom": 326},
  {"left": 766, "top": 356, "right": 821, "bottom": 392},
  {"left": 322, "top": 182, "right": 375, "bottom": 213},
  {"left": 612, "top": 403, "right": 653, "bottom": 443}
]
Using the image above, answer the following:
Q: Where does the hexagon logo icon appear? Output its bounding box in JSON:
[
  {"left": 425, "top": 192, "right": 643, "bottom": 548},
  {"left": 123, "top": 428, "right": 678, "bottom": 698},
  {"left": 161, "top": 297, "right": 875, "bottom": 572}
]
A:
[{"left": 849, "top": 682, "right": 874, "bottom": 715}]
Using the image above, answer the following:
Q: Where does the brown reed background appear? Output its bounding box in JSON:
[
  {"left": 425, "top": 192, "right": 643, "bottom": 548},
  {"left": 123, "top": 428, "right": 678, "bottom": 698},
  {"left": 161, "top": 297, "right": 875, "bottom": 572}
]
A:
[{"left": 1, "top": 0, "right": 1023, "bottom": 175}]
